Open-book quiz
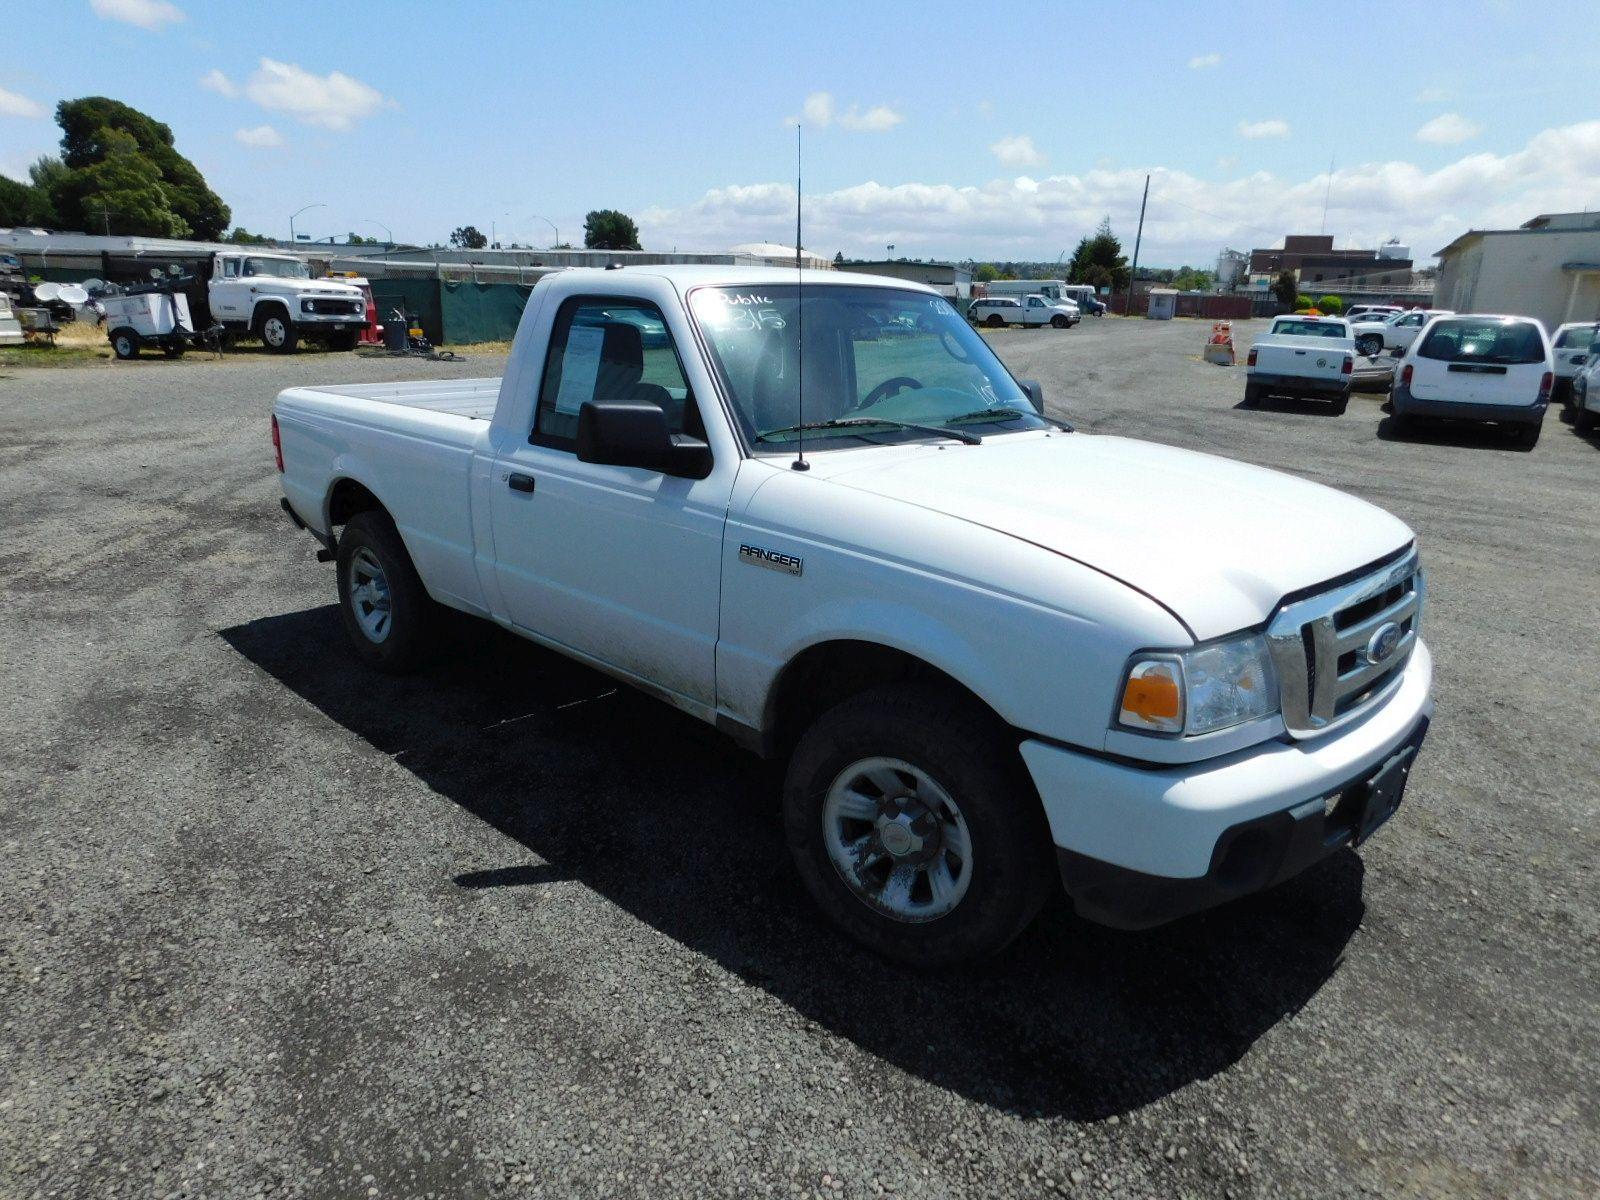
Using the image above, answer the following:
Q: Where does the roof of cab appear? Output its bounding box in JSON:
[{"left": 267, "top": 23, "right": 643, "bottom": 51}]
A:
[{"left": 541, "top": 264, "right": 939, "bottom": 294}]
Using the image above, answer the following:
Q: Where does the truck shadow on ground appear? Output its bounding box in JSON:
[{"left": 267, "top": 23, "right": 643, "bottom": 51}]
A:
[{"left": 222, "top": 605, "right": 1366, "bottom": 1122}]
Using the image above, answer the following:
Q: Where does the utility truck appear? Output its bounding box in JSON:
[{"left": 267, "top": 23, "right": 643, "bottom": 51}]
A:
[
  {"left": 173, "top": 251, "right": 367, "bottom": 353},
  {"left": 273, "top": 266, "right": 1433, "bottom": 965}
]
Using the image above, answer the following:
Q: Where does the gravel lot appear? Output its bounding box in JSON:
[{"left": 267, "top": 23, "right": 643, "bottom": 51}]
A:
[{"left": 2, "top": 321, "right": 1596, "bottom": 1199}]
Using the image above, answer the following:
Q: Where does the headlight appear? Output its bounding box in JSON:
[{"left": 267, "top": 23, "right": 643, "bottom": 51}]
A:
[
  {"left": 1116, "top": 632, "right": 1279, "bottom": 737},
  {"left": 300, "top": 298, "right": 315, "bottom": 312}
]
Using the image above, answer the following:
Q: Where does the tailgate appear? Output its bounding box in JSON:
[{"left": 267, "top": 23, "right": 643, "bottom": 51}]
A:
[{"left": 1253, "top": 343, "right": 1346, "bottom": 379}]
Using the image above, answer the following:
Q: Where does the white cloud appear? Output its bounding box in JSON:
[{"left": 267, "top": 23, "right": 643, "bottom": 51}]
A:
[
  {"left": 1416, "top": 112, "right": 1481, "bottom": 144},
  {"left": 990, "top": 134, "right": 1045, "bottom": 168},
  {"left": 1189, "top": 53, "right": 1222, "bottom": 69},
  {"left": 234, "top": 124, "right": 283, "bottom": 148},
  {"left": 0, "top": 86, "right": 45, "bottom": 119},
  {"left": 199, "top": 69, "right": 238, "bottom": 98},
  {"left": 1415, "top": 87, "right": 1450, "bottom": 103},
  {"left": 244, "top": 58, "right": 388, "bottom": 131},
  {"left": 1238, "top": 118, "right": 1290, "bottom": 139},
  {"left": 637, "top": 120, "right": 1600, "bottom": 265},
  {"left": 802, "top": 91, "right": 835, "bottom": 127},
  {"left": 839, "top": 104, "right": 903, "bottom": 133},
  {"left": 90, "top": 0, "right": 184, "bottom": 29},
  {"left": 795, "top": 91, "right": 902, "bottom": 133}
]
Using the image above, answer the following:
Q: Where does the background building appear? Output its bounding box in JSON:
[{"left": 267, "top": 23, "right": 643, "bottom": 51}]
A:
[
  {"left": 834, "top": 259, "right": 973, "bottom": 302},
  {"left": 1433, "top": 212, "right": 1600, "bottom": 332},
  {"left": 1248, "top": 235, "right": 1414, "bottom": 290}
]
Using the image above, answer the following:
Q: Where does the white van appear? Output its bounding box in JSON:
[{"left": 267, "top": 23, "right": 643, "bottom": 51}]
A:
[
  {"left": 1059, "top": 283, "right": 1106, "bottom": 316},
  {"left": 982, "top": 279, "right": 1073, "bottom": 304},
  {"left": 1390, "top": 314, "right": 1552, "bottom": 448}
]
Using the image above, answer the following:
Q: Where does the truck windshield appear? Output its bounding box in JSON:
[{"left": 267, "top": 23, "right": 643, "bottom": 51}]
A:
[
  {"left": 243, "top": 257, "right": 311, "bottom": 280},
  {"left": 689, "top": 284, "right": 1046, "bottom": 447}
]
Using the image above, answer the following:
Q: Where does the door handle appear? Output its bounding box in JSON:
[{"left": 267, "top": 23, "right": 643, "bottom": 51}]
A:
[{"left": 507, "top": 473, "right": 536, "bottom": 493}]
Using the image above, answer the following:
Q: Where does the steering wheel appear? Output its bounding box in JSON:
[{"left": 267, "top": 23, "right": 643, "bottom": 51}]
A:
[{"left": 859, "top": 376, "right": 924, "bottom": 409}]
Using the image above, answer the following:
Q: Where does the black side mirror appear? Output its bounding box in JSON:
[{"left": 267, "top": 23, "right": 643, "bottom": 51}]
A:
[
  {"left": 1018, "top": 379, "right": 1045, "bottom": 413},
  {"left": 576, "top": 400, "right": 712, "bottom": 479}
]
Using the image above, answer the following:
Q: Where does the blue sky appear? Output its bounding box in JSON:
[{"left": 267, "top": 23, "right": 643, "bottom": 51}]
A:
[{"left": 3, "top": 0, "right": 1596, "bottom": 265}]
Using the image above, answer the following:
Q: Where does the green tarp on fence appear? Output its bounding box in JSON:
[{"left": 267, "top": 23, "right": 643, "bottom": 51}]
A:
[
  {"left": 369, "top": 278, "right": 533, "bottom": 345},
  {"left": 440, "top": 279, "right": 533, "bottom": 344}
]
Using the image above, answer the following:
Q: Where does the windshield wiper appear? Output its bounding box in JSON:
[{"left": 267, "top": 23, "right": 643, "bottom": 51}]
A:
[
  {"left": 755, "top": 417, "right": 982, "bottom": 446},
  {"left": 945, "top": 406, "right": 1075, "bottom": 432}
]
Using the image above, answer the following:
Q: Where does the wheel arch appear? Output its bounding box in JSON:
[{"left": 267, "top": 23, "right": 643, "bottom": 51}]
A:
[
  {"left": 251, "top": 297, "right": 293, "bottom": 328},
  {"left": 324, "top": 475, "right": 389, "bottom": 531},
  {"left": 762, "top": 638, "right": 1018, "bottom": 765}
]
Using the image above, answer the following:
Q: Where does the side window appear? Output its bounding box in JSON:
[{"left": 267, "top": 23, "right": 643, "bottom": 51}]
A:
[
  {"left": 533, "top": 298, "right": 701, "bottom": 448},
  {"left": 222, "top": 259, "right": 239, "bottom": 279}
]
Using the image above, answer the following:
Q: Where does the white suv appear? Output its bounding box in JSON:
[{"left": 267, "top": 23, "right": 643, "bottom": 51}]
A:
[
  {"left": 1549, "top": 322, "right": 1597, "bottom": 405},
  {"left": 1390, "top": 314, "right": 1552, "bottom": 448},
  {"left": 1570, "top": 341, "right": 1600, "bottom": 434}
]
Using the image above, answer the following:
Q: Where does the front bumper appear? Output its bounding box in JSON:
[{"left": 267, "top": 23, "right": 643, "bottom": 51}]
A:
[
  {"left": 1019, "top": 640, "right": 1433, "bottom": 929},
  {"left": 1391, "top": 385, "right": 1545, "bottom": 426}
]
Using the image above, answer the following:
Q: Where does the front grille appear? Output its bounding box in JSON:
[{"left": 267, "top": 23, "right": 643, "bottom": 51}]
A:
[
  {"left": 305, "top": 298, "right": 362, "bottom": 315},
  {"left": 1265, "top": 548, "right": 1422, "bottom": 738}
]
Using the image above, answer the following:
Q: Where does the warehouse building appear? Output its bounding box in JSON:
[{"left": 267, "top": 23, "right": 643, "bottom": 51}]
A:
[
  {"left": 834, "top": 259, "right": 972, "bottom": 302},
  {"left": 1433, "top": 212, "right": 1600, "bottom": 332}
]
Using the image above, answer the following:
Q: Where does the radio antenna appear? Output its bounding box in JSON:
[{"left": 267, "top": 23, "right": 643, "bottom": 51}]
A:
[{"left": 792, "top": 122, "right": 809, "bottom": 471}]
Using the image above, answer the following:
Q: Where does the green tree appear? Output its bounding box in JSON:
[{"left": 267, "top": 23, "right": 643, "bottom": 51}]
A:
[
  {"left": 833, "top": 250, "right": 844, "bottom": 264},
  {"left": 53, "top": 97, "right": 229, "bottom": 238},
  {"left": 1272, "top": 270, "right": 1299, "bottom": 308},
  {"left": 1295, "top": 293, "right": 1314, "bottom": 310},
  {"left": 1065, "top": 217, "right": 1130, "bottom": 293},
  {"left": 973, "top": 263, "right": 1001, "bottom": 283},
  {"left": 0, "top": 175, "right": 41, "bottom": 225},
  {"left": 449, "top": 224, "right": 488, "bottom": 249},
  {"left": 225, "top": 226, "right": 274, "bottom": 244},
  {"left": 70, "top": 128, "right": 189, "bottom": 238},
  {"left": 583, "top": 209, "right": 641, "bottom": 251}
]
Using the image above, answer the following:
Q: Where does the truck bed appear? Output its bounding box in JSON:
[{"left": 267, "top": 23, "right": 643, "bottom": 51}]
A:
[{"left": 302, "top": 377, "right": 502, "bottom": 420}]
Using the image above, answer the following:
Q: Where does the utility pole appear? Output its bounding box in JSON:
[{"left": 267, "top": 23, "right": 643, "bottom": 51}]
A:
[{"left": 1124, "top": 174, "right": 1150, "bottom": 316}]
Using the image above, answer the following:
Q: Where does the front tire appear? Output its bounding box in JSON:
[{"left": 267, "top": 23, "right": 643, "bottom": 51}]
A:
[
  {"left": 335, "top": 511, "right": 438, "bottom": 673},
  {"left": 326, "top": 329, "right": 360, "bottom": 352},
  {"left": 783, "top": 683, "right": 1055, "bottom": 967},
  {"left": 1051, "top": 314, "right": 1068, "bottom": 329},
  {"left": 258, "top": 308, "right": 299, "bottom": 354}
]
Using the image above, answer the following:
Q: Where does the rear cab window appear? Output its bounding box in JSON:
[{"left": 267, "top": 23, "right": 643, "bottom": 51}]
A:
[
  {"left": 1554, "top": 326, "right": 1596, "bottom": 351},
  {"left": 1417, "top": 319, "right": 1546, "bottom": 364},
  {"left": 1271, "top": 319, "right": 1349, "bottom": 338}
]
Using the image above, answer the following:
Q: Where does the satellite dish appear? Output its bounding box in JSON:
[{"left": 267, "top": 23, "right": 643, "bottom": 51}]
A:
[
  {"left": 33, "top": 281, "right": 61, "bottom": 302},
  {"left": 59, "top": 284, "right": 90, "bottom": 305},
  {"left": 82, "top": 278, "right": 105, "bottom": 293}
]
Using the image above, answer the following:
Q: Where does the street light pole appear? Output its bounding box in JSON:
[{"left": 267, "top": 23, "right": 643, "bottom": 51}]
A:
[
  {"left": 289, "top": 202, "right": 326, "bottom": 245},
  {"left": 358, "top": 218, "right": 393, "bottom": 248},
  {"left": 530, "top": 215, "right": 560, "bottom": 248}
]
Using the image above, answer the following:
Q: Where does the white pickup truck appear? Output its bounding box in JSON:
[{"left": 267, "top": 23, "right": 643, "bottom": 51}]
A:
[
  {"left": 273, "top": 266, "right": 1433, "bottom": 965},
  {"left": 1245, "top": 315, "right": 1356, "bottom": 412},
  {"left": 203, "top": 251, "right": 367, "bottom": 353}
]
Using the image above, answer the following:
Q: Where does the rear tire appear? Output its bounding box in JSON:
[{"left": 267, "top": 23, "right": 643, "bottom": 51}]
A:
[
  {"left": 783, "top": 682, "right": 1055, "bottom": 968},
  {"left": 1357, "top": 333, "right": 1383, "bottom": 357},
  {"left": 1331, "top": 393, "right": 1349, "bottom": 415},
  {"left": 985, "top": 314, "right": 1004, "bottom": 328},
  {"left": 1576, "top": 403, "right": 1596, "bottom": 433},
  {"left": 1515, "top": 421, "right": 1542, "bottom": 449},
  {"left": 1242, "top": 382, "right": 1262, "bottom": 407},
  {"left": 110, "top": 328, "right": 140, "bottom": 360},
  {"left": 335, "top": 510, "right": 439, "bottom": 673}
]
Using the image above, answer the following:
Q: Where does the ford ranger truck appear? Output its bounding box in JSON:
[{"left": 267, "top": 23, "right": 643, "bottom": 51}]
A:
[
  {"left": 1245, "top": 315, "right": 1356, "bottom": 412},
  {"left": 273, "top": 266, "right": 1434, "bottom": 966},
  {"left": 206, "top": 251, "right": 366, "bottom": 353}
]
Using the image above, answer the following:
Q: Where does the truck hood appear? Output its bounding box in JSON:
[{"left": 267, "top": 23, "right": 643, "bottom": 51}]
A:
[
  {"left": 251, "top": 280, "right": 363, "bottom": 298},
  {"left": 823, "top": 433, "right": 1413, "bottom": 639}
]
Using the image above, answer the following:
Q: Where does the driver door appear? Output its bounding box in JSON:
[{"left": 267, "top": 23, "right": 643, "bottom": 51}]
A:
[
  {"left": 210, "top": 256, "right": 247, "bottom": 321},
  {"left": 487, "top": 295, "right": 727, "bottom": 712}
]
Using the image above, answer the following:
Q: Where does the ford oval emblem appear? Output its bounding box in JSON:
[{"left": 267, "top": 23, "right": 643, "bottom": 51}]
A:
[{"left": 1366, "top": 622, "right": 1403, "bottom": 665}]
